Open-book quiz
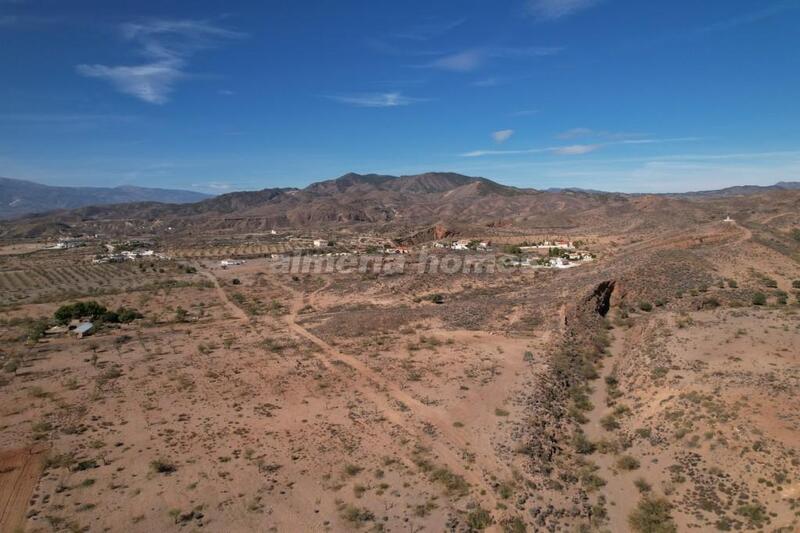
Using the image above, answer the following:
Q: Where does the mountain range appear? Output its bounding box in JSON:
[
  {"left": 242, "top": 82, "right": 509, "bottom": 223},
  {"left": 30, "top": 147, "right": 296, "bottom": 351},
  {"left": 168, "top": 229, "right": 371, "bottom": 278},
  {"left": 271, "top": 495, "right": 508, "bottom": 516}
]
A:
[
  {"left": 1, "top": 172, "right": 798, "bottom": 239},
  {"left": 0, "top": 177, "right": 211, "bottom": 219}
]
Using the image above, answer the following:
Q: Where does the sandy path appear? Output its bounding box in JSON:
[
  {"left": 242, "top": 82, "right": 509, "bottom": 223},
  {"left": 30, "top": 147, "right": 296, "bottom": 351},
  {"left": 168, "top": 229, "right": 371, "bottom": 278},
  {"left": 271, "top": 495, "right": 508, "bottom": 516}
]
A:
[
  {"left": 583, "top": 330, "right": 638, "bottom": 531},
  {"left": 277, "top": 281, "right": 505, "bottom": 509},
  {"left": 196, "top": 266, "right": 250, "bottom": 321},
  {"left": 0, "top": 446, "right": 48, "bottom": 532}
]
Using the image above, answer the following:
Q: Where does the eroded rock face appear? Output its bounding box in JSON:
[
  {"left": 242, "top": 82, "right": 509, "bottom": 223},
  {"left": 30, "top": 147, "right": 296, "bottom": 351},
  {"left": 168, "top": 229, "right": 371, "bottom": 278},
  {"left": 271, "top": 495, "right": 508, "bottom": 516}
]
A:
[
  {"left": 521, "top": 283, "right": 612, "bottom": 472},
  {"left": 588, "top": 280, "right": 615, "bottom": 317}
]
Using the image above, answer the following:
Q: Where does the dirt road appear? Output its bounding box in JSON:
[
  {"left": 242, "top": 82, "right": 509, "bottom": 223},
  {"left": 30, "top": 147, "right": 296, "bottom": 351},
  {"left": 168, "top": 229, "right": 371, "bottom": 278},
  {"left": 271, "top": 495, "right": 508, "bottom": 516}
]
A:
[{"left": 0, "top": 446, "right": 47, "bottom": 533}]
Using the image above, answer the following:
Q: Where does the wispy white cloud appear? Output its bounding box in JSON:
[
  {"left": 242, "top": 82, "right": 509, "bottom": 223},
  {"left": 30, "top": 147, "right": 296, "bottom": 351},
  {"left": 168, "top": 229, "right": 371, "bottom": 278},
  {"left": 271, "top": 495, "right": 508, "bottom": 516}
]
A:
[
  {"left": 619, "top": 136, "right": 705, "bottom": 145},
  {"left": 462, "top": 144, "right": 599, "bottom": 157},
  {"left": 556, "top": 127, "right": 649, "bottom": 141},
  {"left": 461, "top": 136, "right": 701, "bottom": 157},
  {"left": 327, "top": 92, "right": 426, "bottom": 108},
  {"left": 492, "top": 129, "right": 514, "bottom": 143},
  {"left": 424, "top": 46, "right": 561, "bottom": 72},
  {"left": 552, "top": 144, "right": 600, "bottom": 155},
  {"left": 77, "top": 63, "right": 184, "bottom": 105},
  {"left": 528, "top": 0, "right": 602, "bottom": 21},
  {"left": 77, "top": 19, "right": 245, "bottom": 104},
  {"left": 426, "top": 49, "right": 483, "bottom": 72}
]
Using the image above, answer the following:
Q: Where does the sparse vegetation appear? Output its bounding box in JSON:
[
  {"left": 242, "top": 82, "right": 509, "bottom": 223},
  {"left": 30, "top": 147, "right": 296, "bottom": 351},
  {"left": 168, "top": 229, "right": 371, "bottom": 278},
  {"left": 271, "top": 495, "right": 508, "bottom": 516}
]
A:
[
  {"left": 628, "top": 497, "right": 677, "bottom": 533},
  {"left": 617, "top": 454, "right": 641, "bottom": 471},
  {"left": 150, "top": 459, "right": 177, "bottom": 474}
]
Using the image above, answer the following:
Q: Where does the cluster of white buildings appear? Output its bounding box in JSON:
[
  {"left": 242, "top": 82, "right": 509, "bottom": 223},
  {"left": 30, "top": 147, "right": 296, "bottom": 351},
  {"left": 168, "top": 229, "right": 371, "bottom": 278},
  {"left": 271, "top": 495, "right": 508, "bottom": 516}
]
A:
[
  {"left": 519, "top": 240, "right": 575, "bottom": 252},
  {"left": 507, "top": 253, "right": 594, "bottom": 270},
  {"left": 92, "top": 249, "right": 167, "bottom": 264},
  {"left": 51, "top": 238, "right": 85, "bottom": 250},
  {"left": 432, "top": 240, "right": 491, "bottom": 251}
]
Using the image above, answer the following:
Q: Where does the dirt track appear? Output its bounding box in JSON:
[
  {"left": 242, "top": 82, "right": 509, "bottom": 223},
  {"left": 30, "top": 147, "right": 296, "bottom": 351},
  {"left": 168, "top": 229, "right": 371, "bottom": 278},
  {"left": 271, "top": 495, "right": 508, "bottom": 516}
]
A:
[
  {"left": 277, "top": 280, "right": 507, "bottom": 508},
  {"left": 0, "top": 446, "right": 47, "bottom": 532}
]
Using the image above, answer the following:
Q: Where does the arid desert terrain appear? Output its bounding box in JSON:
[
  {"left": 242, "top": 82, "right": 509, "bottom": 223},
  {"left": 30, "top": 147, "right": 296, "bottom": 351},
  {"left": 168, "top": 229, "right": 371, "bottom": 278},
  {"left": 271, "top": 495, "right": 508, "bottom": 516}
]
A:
[{"left": 1, "top": 173, "right": 799, "bottom": 532}]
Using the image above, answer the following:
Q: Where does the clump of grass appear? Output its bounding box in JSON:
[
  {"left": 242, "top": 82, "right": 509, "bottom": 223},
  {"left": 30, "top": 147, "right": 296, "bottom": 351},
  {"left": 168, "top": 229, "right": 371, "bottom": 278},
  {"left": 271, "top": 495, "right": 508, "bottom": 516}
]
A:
[
  {"left": 578, "top": 462, "right": 606, "bottom": 492},
  {"left": 466, "top": 507, "right": 494, "bottom": 530},
  {"left": 634, "top": 477, "right": 652, "bottom": 493},
  {"left": 150, "top": 459, "right": 177, "bottom": 474},
  {"left": 600, "top": 414, "right": 620, "bottom": 431},
  {"left": 430, "top": 467, "right": 470, "bottom": 497},
  {"left": 617, "top": 455, "right": 640, "bottom": 471},
  {"left": 736, "top": 503, "right": 769, "bottom": 527},
  {"left": 497, "top": 481, "right": 514, "bottom": 499},
  {"left": 414, "top": 500, "right": 438, "bottom": 517},
  {"left": 502, "top": 516, "right": 526, "bottom": 533},
  {"left": 45, "top": 452, "right": 76, "bottom": 470},
  {"left": 573, "top": 431, "right": 596, "bottom": 455},
  {"left": 340, "top": 504, "right": 374, "bottom": 525},
  {"left": 343, "top": 464, "right": 363, "bottom": 477},
  {"left": 628, "top": 497, "right": 676, "bottom": 533}
]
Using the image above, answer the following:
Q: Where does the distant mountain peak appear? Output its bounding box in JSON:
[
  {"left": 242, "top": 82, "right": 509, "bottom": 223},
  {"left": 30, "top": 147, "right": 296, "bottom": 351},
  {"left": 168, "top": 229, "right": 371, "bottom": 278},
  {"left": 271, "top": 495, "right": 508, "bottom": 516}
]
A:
[{"left": 0, "top": 176, "right": 211, "bottom": 219}]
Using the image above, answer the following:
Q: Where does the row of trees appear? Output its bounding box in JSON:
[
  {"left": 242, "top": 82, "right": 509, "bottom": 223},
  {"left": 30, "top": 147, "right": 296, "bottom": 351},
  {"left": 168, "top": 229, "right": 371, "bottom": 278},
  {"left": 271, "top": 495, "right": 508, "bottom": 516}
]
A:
[{"left": 54, "top": 301, "right": 142, "bottom": 325}]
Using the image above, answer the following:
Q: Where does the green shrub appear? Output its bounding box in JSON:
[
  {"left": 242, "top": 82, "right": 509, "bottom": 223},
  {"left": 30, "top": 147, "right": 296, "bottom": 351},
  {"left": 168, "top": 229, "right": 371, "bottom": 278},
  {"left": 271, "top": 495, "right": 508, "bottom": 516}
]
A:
[
  {"left": 600, "top": 414, "right": 620, "bottom": 431},
  {"left": 751, "top": 292, "right": 767, "bottom": 306},
  {"left": 634, "top": 477, "right": 652, "bottom": 493},
  {"left": 735, "top": 503, "right": 768, "bottom": 526},
  {"left": 53, "top": 301, "right": 142, "bottom": 325},
  {"left": 617, "top": 455, "right": 641, "bottom": 471},
  {"left": 501, "top": 516, "right": 526, "bottom": 533},
  {"left": 54, "top": 301, "right": 108, "bottom": 324},
  {"left": 26, "top": 319, "right": 50, "bottom": 342},
  {"left": 341, "top": 504, "right": 374, "bottom": 524},
  {"left": 573, "top": 432, "right": 596, "bottom": 455},
  {"left": 639, "top": 302, "right": 653, "bottom": 312},
  {"left": 628, "top": 497, "right": 677, "bottom": 533},
  {"left": 430, "top": 467, "right": 470, "bottom": 497},
  {"left": 466, "top": 507, "right": 494, "bottom": 530},
  {"left": 150, "top": 459, "right": 177, "bottom": 474},
  {"left": 343, "top": 464, "right": 363, "bottom": 476},
  {"left": 115, "top": 307, "right": 143, "bottom": 323}
]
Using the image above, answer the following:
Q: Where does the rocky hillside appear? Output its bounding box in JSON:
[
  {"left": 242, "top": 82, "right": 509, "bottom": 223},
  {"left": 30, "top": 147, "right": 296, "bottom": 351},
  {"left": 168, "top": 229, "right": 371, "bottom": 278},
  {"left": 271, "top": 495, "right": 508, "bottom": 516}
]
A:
[{"left": 2, "top": 172, "right": 799, "bottom": 239}]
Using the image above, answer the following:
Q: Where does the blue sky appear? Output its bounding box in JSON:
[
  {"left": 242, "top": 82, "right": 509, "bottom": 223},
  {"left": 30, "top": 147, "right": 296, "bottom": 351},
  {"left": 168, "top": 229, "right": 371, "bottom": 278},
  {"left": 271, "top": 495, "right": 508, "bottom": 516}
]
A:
[{"left": 1, "top": 0, "right": 799, "bottom": 193}]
